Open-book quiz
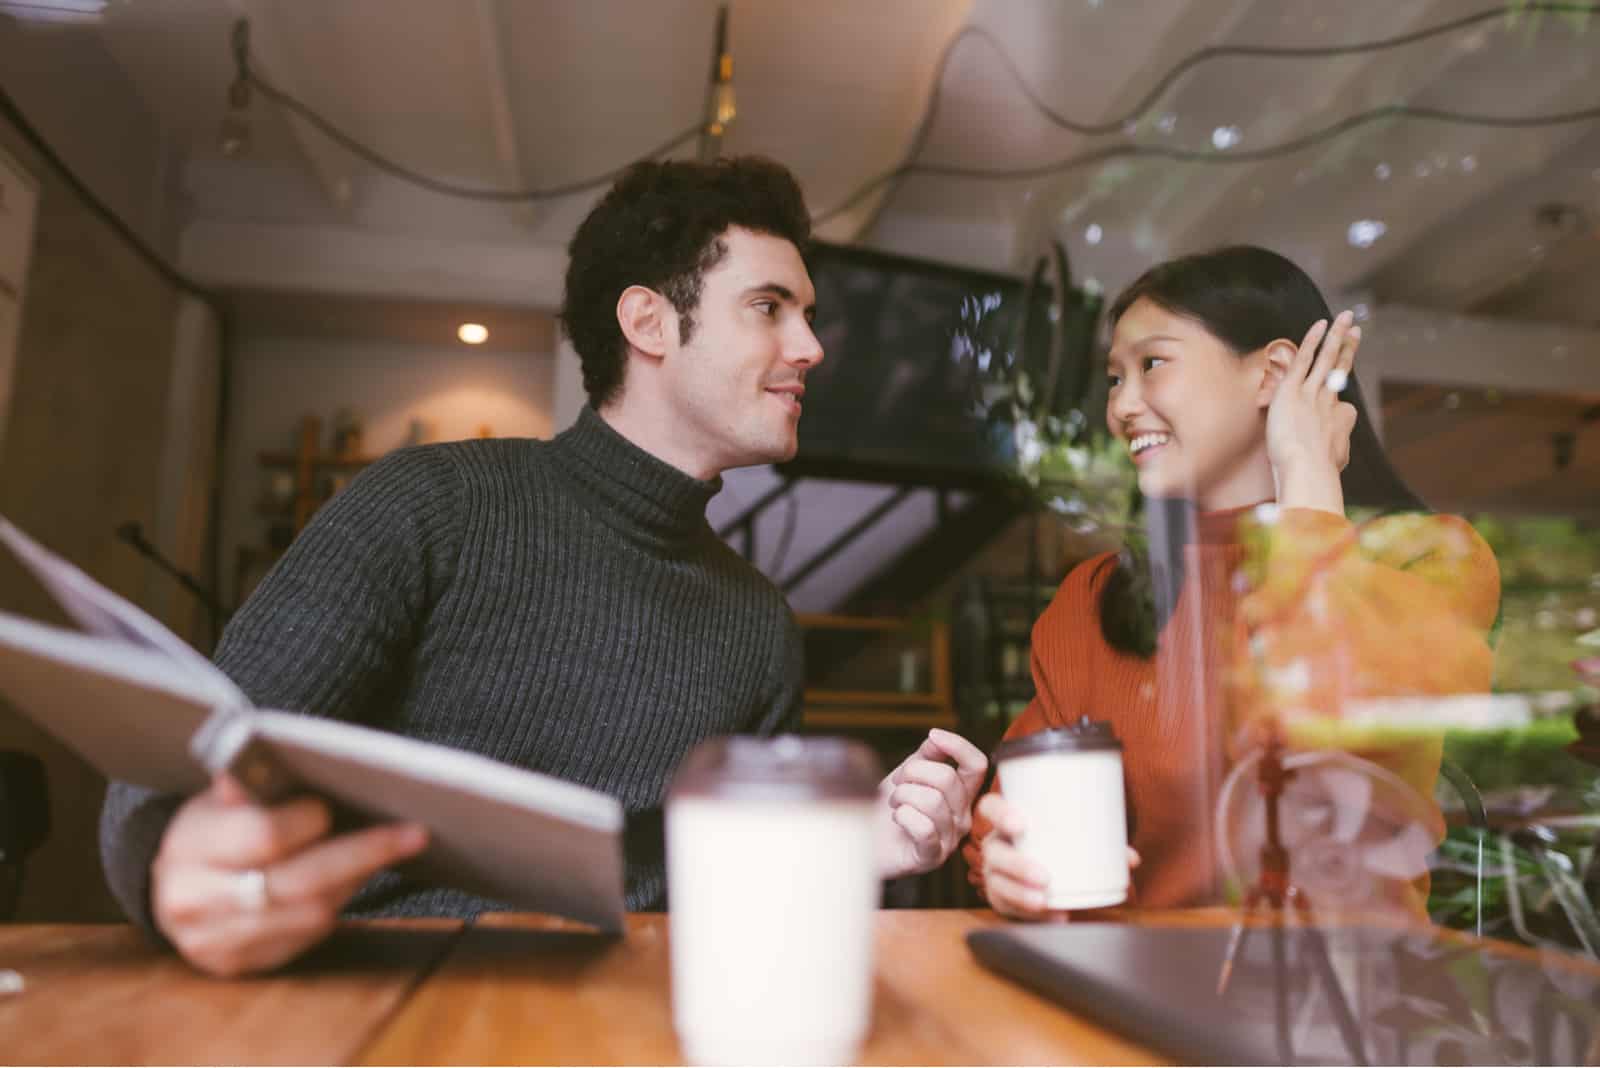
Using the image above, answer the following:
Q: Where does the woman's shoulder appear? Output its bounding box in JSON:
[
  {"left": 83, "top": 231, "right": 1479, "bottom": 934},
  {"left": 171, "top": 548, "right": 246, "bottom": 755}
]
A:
[
  {"left": 1057, "top": 549, "right": 1122, "bottom": 600},
  {"left": 1033, "top": 550, "right": 1122, "bottom": 638}
]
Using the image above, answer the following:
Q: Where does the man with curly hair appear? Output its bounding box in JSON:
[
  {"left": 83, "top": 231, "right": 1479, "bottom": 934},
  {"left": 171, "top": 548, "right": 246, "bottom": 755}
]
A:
[{"left": 101, "top": 156, "right": 987, "bottom": 977}]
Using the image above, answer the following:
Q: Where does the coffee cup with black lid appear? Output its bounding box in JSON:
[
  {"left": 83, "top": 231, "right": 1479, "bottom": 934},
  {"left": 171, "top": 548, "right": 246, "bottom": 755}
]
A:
[
  {"left": 667, "top": 734, "right": 881, "bottom": 1066},
  {"left": 994, "top": 716, "right": 1129, "bottom": 910}
]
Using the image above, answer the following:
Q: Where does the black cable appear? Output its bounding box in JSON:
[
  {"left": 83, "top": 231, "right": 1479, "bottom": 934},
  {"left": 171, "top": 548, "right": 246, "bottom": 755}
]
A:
[
  {"left": 0, "top": 82, "right": 220, "bottom": 306},
  {"left": 818, "top": 1, "right": 1600, "bottom": 226},
  {"left": 816, "top": 100, "right": 1600, "bottom": 225},
  {"left": 215, "top": 5, "right": 1598, "bottom": 221},
  {"left": 968, "top": 4, "right": 1600, "bottom": 139},
  {"left": 244, "top": 67, "right": 702, "bottom": 202}
]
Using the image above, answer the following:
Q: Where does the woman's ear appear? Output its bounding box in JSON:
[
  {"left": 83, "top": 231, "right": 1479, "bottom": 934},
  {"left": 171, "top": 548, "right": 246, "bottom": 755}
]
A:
[
  {"left": 1254, "top": 338, "right": 1299, "bottom": 407},
  {"left": 616, "top": 285, "right": 673, "bottom": 359}
]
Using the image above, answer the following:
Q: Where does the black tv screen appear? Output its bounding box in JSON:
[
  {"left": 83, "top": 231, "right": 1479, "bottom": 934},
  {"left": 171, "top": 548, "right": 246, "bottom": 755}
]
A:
[{"left": 788, "top": 241, "right": 1097, "bottom": 487}]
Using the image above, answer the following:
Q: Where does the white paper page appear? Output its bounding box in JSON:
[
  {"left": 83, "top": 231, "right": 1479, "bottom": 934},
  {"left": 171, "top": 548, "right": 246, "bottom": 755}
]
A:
[
  {"left": 0, "top": 515, "right": 241, "bottom": 699},
  {"left": 0, "top": 610, "right": 227, "bottom": 793},
  {"left": 200, "top": 711, "right": 627, "bottom": 929}
]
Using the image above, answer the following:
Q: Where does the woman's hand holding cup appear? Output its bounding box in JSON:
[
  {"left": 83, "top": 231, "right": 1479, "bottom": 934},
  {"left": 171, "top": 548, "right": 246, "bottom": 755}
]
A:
[
  {"left": 977, "top": 794, "right": 1054, "bottom": 920},
  {"left": 976, "top": 793, "right": 1140, "bottom": 922}
]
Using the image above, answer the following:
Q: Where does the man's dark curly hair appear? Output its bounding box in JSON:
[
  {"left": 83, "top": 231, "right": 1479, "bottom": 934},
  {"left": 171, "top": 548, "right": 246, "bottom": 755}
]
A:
[{"left": 561, "top": 155, "right": 812, "bottom": 408}]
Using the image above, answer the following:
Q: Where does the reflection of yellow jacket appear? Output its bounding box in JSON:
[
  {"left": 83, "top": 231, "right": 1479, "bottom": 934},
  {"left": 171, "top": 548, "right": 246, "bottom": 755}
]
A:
[{"left": 965, "top": 505, "right": 1500, "bottom": 912}]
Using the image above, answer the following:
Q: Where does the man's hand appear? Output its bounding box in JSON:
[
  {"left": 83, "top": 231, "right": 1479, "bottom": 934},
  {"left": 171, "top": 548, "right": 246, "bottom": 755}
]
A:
[
  {"left": 877, "top": 729, "right": 988, "bottom": 880},
  {"left": 151, "top": 773, "right": 428, "bottom": 978},
  {"left": 976, "top": 793, "right": 1139, "bottom": 921}
]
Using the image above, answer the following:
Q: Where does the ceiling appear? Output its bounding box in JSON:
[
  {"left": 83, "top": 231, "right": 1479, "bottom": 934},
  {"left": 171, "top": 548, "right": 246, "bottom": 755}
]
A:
[
  {"left": 0, "top": 0, "right": 1594, "bottom": 309},
  {"left": 1, "top": 0, "right": 1598, "bottom": 517},
  {"left": 1382, "top": 380, "right": 1600, "bottom": 518}
]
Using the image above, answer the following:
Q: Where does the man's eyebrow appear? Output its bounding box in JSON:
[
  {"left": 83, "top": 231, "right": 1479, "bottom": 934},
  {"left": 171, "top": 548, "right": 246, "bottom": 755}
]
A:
[{"left": 743, "top": 282, "right": 817, "bottom": 315}]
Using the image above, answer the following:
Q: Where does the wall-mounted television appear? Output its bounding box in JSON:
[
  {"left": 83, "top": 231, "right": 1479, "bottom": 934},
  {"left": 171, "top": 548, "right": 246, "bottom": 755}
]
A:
[{"left": 787, "top": 241, "right": 1099, "bottom": 488}]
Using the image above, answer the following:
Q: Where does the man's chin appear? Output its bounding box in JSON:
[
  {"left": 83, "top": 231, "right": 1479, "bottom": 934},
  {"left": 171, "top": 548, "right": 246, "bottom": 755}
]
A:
[{"left": 723, "top": 436, "right": 798, "bottom": 471}]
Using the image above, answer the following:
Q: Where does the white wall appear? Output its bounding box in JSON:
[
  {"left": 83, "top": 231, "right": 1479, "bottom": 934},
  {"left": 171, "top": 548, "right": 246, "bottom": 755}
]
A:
[
  {"left": 221, "top": 334, "right": 555, "bottom": 606},
  {"left": 147, "top": 295, "right": 224, "bottom": 644}
]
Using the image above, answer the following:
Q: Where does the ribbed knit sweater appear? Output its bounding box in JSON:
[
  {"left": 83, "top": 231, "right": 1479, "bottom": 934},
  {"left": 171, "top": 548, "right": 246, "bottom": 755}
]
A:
[
  {"left": 100, "top": 408, "right": 802, "bottom": 929},
  {"left": 964, "top": 506, "right": 1500, "bottom": 910}
]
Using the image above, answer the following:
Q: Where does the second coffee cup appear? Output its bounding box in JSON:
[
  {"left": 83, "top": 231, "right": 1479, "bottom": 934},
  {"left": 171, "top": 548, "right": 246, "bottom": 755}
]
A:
[
  {"left": 667, "top": 734, "right": 881, "bottom": 1066},
  {"left": 994, "top": 716, "right": 1129, "bottom": 910}
]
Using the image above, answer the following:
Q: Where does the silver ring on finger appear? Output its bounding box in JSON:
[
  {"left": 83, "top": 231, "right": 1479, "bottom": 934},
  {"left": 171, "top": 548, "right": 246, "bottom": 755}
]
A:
[
  {"left": 1324, "top": 368, "right": 1349, "bottom": 394},
  {"left": 231, "top": 868, "right": 270, "bottom": 912}
]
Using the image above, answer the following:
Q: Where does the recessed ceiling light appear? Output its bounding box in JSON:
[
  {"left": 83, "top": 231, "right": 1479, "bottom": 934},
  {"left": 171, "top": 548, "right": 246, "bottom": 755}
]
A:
[{"left": 457, "top": 323, "right": 489, "bottom": 345}]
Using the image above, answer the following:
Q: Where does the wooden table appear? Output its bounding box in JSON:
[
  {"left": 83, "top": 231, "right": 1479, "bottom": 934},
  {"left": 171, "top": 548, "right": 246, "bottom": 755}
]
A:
[
  {"left": 357, "top": 911, "right": 1157, "bottom": 1066},
  {"left": 0, "top": 919, "right": 461, "bottom": 1065},
  {"left": 2, "top": 910, "right": 1162, "bottom": 1065},
  {"left": 7, "top": 908, "right": 1597, "bottom": 1065}
]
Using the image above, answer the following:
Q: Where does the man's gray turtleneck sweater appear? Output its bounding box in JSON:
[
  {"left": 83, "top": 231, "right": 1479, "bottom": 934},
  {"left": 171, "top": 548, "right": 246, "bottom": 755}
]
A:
[{"left": 100, "top": 408, "right": 802, "bottom": 929}]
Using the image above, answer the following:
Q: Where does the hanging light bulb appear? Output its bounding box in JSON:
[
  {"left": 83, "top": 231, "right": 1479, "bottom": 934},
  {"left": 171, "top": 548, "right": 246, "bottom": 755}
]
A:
[
  {"left": 217, "top": 19, "right": 253, "bottom": 158},
  {"left": 218, "top": 75, "right": 252, "bottom": 158},
  {"left": 698, "top": 6, "right": 734, "bottom": 162},
  {"left": 709, "top": 53, "right": 736, "bottom": 137}
]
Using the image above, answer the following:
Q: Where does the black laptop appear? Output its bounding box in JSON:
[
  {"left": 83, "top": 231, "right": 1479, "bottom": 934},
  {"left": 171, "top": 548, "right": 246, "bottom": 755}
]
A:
[{"left": 968, "top": 922, "right": 1600, "bottom": 1065}]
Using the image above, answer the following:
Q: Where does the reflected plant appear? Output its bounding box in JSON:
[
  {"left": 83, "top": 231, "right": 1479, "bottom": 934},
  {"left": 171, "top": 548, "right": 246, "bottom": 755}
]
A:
[
  {"left": 991, "top": 370, "right": 1137, "bottom": 540},
  {"left": 1503, "top": 0, "right": 1594, "bottom": 35}
]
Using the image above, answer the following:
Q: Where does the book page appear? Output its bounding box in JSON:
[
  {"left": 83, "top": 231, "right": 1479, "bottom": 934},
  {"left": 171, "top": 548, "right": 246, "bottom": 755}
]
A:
[
  {"left": 199, "top": 711, "right": 627, "bottom": 929},
  {"left": 0, "top": 611, "right": 221, "bottom": 793},
  {"left": 0, "top": 515, "right": 240, "bottom": 696}
]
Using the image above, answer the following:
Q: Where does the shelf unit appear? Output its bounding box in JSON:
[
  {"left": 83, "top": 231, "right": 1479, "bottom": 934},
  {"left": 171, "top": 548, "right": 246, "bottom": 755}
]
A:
[
  {"left": 236, "top": 415, "right": 380, "bottom": 609},
  {"left": 257, "top": 416, "right": 380, "bottom": 534},
  {"left": 797, "top": 613, "right": 956, "bottom": 731}
]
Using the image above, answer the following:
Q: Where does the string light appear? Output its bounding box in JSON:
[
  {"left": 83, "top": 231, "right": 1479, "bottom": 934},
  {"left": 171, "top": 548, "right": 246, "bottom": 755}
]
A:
[
  {"left": 217, "top": 19, "right": 252, "bottom": 157},
  {"left": 208, "top": 3, "right": 1600, "bottom": 224}
]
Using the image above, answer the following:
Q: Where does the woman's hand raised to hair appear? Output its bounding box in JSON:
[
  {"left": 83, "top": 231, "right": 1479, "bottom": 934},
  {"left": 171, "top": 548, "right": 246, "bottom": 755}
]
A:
[{"left": 1265, "top": 309, "right": 1360, "bottom": 516}]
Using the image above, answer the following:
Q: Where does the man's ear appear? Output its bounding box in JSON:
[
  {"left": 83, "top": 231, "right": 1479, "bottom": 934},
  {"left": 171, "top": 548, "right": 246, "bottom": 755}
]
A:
[
  {"left": 616, "top": 285, "right": 673, "bottom": 359},
  {"left": 1254, "top": 338, "right": 1299, "bottom": 407}
]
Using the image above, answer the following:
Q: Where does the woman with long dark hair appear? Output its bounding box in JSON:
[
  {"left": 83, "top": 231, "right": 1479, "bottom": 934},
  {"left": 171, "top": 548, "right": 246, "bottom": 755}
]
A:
[{"left": 964, "top": 246, "right": 1500, "bottom": 920}]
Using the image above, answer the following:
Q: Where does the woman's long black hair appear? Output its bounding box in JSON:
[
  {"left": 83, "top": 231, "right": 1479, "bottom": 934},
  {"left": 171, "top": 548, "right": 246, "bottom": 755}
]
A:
[{"left": 1097, "top": 245, "right": 1425, "bottom": 657}]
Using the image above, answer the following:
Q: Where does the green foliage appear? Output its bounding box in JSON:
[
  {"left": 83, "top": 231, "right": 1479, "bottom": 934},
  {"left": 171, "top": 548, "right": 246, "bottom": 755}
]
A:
[
  {"left": 1433, "top": 713, "right": 1599, "bottom": 952},
  {"left": 1467, "top": 514, "right": 1600, "bottom": 696},
  {"left": 1472, "top": 513, "right": 1600, "bottom": 589},
  {"left": 1430, "top": 824, "right": 1598, "bottom": 951},
  {"left": 1442, "top": 716, "right": 1585, "bottom": 797}
]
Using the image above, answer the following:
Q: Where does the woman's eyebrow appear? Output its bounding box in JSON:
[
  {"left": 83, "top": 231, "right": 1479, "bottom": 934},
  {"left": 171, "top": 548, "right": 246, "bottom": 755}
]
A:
[{"left": 1108, "top": 333, "right": 1183, "bottom": 362}]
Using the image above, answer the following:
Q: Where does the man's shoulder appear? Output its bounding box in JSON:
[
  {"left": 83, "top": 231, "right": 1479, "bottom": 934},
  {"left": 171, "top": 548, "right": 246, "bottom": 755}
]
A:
[
  {"left": 699, "top": 534, "right": 793, "bottom": 620},
  {"left": 361, "top": 437, "right": 546, "bottom": 495},
  {"left": 383, "top": 436, "right": 543, "bottom": 471}
]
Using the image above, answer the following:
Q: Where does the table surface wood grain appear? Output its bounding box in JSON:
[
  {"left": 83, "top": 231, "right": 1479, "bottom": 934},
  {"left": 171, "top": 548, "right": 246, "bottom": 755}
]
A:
[
  {"left": 356, "top": 910, "right": 1163, "bottom": 1067},
  {"left": 7, "top": 908, "right": 1599, "bottom": 1065},
  {"left": 0, "top": 919, "right": 461, "bottom": 1066}
]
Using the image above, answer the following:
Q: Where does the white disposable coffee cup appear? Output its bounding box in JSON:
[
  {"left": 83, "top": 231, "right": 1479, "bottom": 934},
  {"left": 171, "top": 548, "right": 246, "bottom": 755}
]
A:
[
  {"left": 994, "top": 717, "right": 1129, "bottom": 909},
  {"left": 667, "top": 735, "right": 881, "bottom": 1067}
]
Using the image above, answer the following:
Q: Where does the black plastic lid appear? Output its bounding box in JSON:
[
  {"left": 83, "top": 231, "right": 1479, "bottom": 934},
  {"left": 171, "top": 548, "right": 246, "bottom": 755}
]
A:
[
  {"left": 994, "top": 716, "right": 1121, "bottom": 761},
  {"left": 669, "top": 735, "right": 882, "bottom": 801}
]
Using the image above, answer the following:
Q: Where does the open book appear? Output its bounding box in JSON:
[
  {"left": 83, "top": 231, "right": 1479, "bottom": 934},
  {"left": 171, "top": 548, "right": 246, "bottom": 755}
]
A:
[{"left": 0, "top": 517, "right": 626, "bottom": 931}]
